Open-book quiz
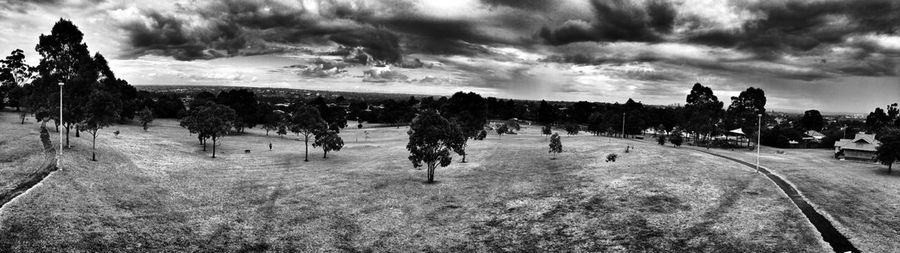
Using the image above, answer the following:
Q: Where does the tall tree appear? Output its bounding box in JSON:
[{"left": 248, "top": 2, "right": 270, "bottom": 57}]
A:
[
  {"left": 443, "top": 92, "right": 487, "bottom": 163},
  {"left": 406, "top": 110, "right": 465, "bottom": 183},
  {"left": 290, "top": 105, "right": 327, "bottom": 162},
  {"left": 800, "top": 109, "right": 825, "bottom": 131},
  {"left": 197, "top": 103, "right": 236, "bottom": 158},
  {"left": 313, "top": 130, "right": 344, "bottom": 159},
  {"left": 726, "top": 87, "right": 767, "bottom": 140},
  {"left": 137, "top": 106, "right": 154, "bottom": 131},
  {"left": 30, "top": 19, "right": 98, "bottom": 147},
  {"left": 587, "top": 112, "right": 603, "bottom": 136},
  {"left": 876, "top": 128, "right": 900, "bottom": 173},
  {"left": 0, "top": 49, "right": 34, "bottom": 111},
  {"left": 78, "top": 90, "right": 120, "bottom": 161},
  {"left": 684, "top": 83, "right": 723, "bottom": 141}
]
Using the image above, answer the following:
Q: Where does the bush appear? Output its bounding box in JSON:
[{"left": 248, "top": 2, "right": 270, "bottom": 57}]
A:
[
  {"left": 606, "top": 153, "right": 618, "bottom": 162},
  {"left": 656, "top": 135, "right": 666, "bottom": 145},
  {"left": 669, "top": 132, "right": 683, "bottom": 147}
]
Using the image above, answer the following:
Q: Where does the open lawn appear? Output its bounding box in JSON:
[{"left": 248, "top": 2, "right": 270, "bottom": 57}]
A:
[
  {"left": 0, "top": 112, "right": 55, "bottom": 210},
  {"left": 0, "top": 113, "right": 827, "bottom": 252},
  {"left": 676, "top": 143, "right": 900, "bottom": 252}
]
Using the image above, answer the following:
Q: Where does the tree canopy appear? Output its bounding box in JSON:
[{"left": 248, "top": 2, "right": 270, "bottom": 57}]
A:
[{"left": 406, "top": 110, "right": 465, "bottom": 183}]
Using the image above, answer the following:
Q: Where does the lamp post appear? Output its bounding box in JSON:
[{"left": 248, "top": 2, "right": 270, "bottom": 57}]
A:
[
  {"left": 756, "top": 114, "right": 761, "bottom": 173},
  {"left": 58, "top": 81, "right": 64, "bottom": 169}
]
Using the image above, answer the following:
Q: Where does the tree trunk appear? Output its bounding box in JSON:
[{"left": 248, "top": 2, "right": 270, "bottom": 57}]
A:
[
  {"left": 323, "top": 150, "right": 328, "bottom": 159},
  {"left": 889, "top": 163, "right": 892, "bottom": 174},
  {"left": 212, "top": 136, "right": 217, "bottom": 158},
  {"left": 76, "top": 128, "right": 80, "bottom": 137},
  {"left": 461, "top": 152, "right": 467, "bottom": 163},
  {"left": 65, "top": 125, "right": 70, "bottom": 148},
  {"left": 304, "top": 135, "right": 309, "bottom": 162},
  {"left": 426, "top": 163, "right": 435, "bottom": 183},
  {"left": 91, "top": 133, "right": 97, "bottom": 161}
]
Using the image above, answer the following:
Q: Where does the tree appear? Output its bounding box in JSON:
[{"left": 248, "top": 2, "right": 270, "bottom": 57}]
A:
[
  {"left": 684, "top": 83, "right": 724, "bottom": 141},
  {"left": 564, "top": 123, "right": 580, "bottom": 135},
  {"left": 496, "top": 124, "right": 508, "bottom": 139},
  {"left": 876, "top": 128, "right": 900, "bottom": 173},
  {"left": 1, "top": 49, "right": 34, "bottom": 111},
  {"left": 137, "top": 106, "right": 154, "bottom": 131},
  {"left": 443, "top": 92, "right": 487, "bottom": 163},
  {"left": 670, "top": 131, "right": 684, "bottom": 147},
  {"left": 542, "top": 125, "right": 552, "bottom": 138},
  {"left": 290, "top": 105, "right": 327, "bottom": 162},
  {"left": 866, "top": 104, "right": 899, "bottom": 133},
  {"left": 259, "top": 105, "right": 280, "bottom": 136},
  {"left": 406, "top": 110, "right": 465, "bottom": 183},
  {"left": 179, "top": 102, "right": 236, "bottom": 157},
  {"left": 549, "top": 133, "right": 562, "bottom": 159},
  {"left": 78, "top": 90, "right": 120, "bottom": 161},
  {"left": 657, "top": 134, "right": 666, "bottom": 145},
  {"left": 313, "top": 130, "right": 344, "bottom": 159},
  {"left": 475, "top": 129, "right": 487, "bottom": 140},
  {"left": 216, "top": 89, "right": 259, "bottom": 133},
  {"left": 153, "top": 94, "right": 185, "bottom": 118},
  {"left": 587, "top": 112, "right": 603, "bottom": 136},
  {"left": 800, "top": 109, "right": 825, "bottom": 131},
  {"left": 537, "top": 100, "right": 558, "bottom": 126},
  {"left": 726, "top": 87, "right": 767, "bottom": 140}
]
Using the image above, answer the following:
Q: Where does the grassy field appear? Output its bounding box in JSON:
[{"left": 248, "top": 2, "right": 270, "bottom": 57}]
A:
[
  {"left": 0, "top": 113, "right": 827, "bottom": 252},
  {"left": 0, "top": 112, "right": 55, "bottom": 210},
  {"left": 676, "top": 143, "right": 900, "bottom": 252}
]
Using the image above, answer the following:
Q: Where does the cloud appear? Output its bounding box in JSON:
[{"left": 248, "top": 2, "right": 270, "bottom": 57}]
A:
[{"left": 538, "top": 0, "right": 678, "bottom": 45}]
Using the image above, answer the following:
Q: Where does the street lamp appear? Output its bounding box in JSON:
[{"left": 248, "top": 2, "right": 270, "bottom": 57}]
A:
[
  {"left": 57, "top": 81, "right": 63, "bottom": 169},
  {"left": 756, "top": 113, "right": 761, "bottom": 173}
]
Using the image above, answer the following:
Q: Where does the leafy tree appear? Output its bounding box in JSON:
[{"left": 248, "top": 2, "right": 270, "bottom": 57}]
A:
[
  {"left": 216, "top": 89, "right": 259, "bottom": 133},
  {"left": 496, "top": 124, "right": 509, "bottom": 139},
  {"left": 180, "top": 102, "right": 236, "bottom": 158},
  {"left": 866, "top": 104, "right": 899, "bottom": 133},
  {"left": 876, "top": 128, "right": 900, "bottom": 173},
  {"left": 259, "top": 105, "right": 280, "bottom": 136},
  {"left": 78, "top": 90, "right": 120, "bottom": 161},
  {"left": 800, "top": 109, "right": 825, "bottom": 131},
  {"left": 136, "top": 106, "right": 153, "bottom": 131},
  {"left": 475, "top": 129, "right": 487, "bottom": 140},
  {"left": 313, "top": 130, "right": 344, "bottom": 159},
  {"left": 542, "top": 125, "right": 552, "bottom": 137},
  {"left": 290, "top": 105, "right": 327, "bottom": 162},
  {"left": 549, "top": 133, "right": 562, "bottom": 159},
  {"left": 564, "top": 123, "right": 580, "bottom": 135},
  {"left": 587, "top": 112, "right": 603, "bottom": 136},
  {"left": 406, "top": 110, "right": 465, "bottom": 183},
  {"left": 657, "top": 134, "right": 666, "bottom": 145},
  {"left": 443, "top": 92, "right": 487, "bottom": 163},
  {"left": 153, "top": 94, "right": 185, "bottom": 118},
  {"left": 725, "top": 87, "right": 766, "bottom": 139},
  {"left": 684, "top": 83, "right": 724, "bottom": 141},
  {"left": 537, "top": 100, "right": 558, "bottom": 126},
  {"left": 566, "top": 101, "right": 594, "bottom": 123},
  {"left": 670, "top": 131, "right": 684, "bottom": 147},
  {"left": 0, "top": 49, "right": 34, "bottom": 111}
]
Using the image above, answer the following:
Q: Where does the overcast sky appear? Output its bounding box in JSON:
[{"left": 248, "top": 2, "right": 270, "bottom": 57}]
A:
[{"left": 1, "top": 0, "right": 898, "bottom": 113}]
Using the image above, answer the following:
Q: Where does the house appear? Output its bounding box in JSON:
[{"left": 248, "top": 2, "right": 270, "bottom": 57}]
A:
[
  {"left": 834, "top": 133, "right": 881, "bottom": 160},
  {"left": 803, "top": 130, "right": 825, "bottom": 142}
]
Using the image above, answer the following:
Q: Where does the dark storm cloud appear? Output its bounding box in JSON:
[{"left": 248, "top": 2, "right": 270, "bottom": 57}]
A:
[
  {"left": 538, "top": 0, "right": 677, "bottom": 45},
  {"left": 687, "top": 0, "right": 900, "bottom": 59},
  {"left": 480, "top": 0, "right": 556, "bottom": 11}
]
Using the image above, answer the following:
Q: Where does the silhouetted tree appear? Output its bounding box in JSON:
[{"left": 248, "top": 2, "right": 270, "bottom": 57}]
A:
[
  {"left": 564, "top": 123, "right": 580, "bottom": 135},
  {"left": 670, "top": 131, "right": 684, "bottom": 147},
  {"left": 443, "top": 92, "right": 487, "bottom": 163},
  {"left": 726, "top": 87, "right": 767, "bottom": 140},
  {"left": 290, "top": 105, "right": 327, "bottom": 162},
  {"left": 217, "top": 89, "right": 259, "bottom": 133},
  {"left": 542, "top": 125, "right": 552, "bottom": 138},
  {"left": 684, "top": 83, "right": 723, "bottom": 141},
  {"left": 876, "top": 128, "right": 900, "bottom": 173},
  {"left": 800, "top": 109, "right": 825, "bottom": 131},
  {"left": 406, "top": 110, "right": 465, "bottom": 183},
  {"left": 180, "top": 102, "right": 236, "bottom": 158}
]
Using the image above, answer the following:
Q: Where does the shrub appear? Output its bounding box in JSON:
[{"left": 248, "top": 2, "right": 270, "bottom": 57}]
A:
[
  {"left": 669, "top": 131, "right": 683, "bottom": 147},
  {"left": 657, "top": 135, "right": 666, "bottom": 145},
  {"left": 606, "top": 153, "right": 618, "bottom": 162}
]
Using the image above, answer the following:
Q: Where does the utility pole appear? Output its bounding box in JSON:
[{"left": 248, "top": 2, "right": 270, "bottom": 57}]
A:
[
  {"left": 621, "top": 112, "right": 626, "bottom": 138},
  {"left": 58, "top": 81, "right": 64, "bottom": 169},
  {"left": 756, "top": 114, "right": 761, "bottom": 173}
]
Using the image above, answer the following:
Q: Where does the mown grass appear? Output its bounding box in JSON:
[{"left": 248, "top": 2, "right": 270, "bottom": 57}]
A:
[
  {"left": 0, "top": 114, "right": 826, "bottom": 252},
  {"left": 0, "top": 112, "right": 55, "bottom": 210},
  {"left": 683, "top": 144, "right": 900, "bottom": 252}
]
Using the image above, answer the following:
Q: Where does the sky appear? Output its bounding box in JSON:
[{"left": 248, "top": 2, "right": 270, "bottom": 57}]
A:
[{"left": 0, "top": 0, "right": 898, "bottom": 113}]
